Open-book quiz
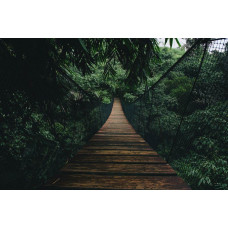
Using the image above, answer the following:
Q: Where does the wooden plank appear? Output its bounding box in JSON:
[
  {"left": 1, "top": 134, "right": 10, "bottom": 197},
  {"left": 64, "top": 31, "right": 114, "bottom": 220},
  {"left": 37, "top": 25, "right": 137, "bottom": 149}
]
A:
[
  {"left": 98, "top": 129, "right": 136, "bottom": 132},
  {"left": 90, "top": 136, "right": 145, "bottom": 140},
  {"left": 86, "top": 142, "right": 149, "bottom": 146},
  {"left": 43, "top": 98, "right": 190, "bottom": 190},
  {"left": 97, "top": 132, "right": 137, "bottom": 135},
  {"left": 90, "top": 136, "right": 143, "bottom": 140},
  {"left": 71, "top": 155, "right": 166, "bottom": 163},
  {"left": 61, "top": 163, "right": 176, "bottom": 175},
  {"left": 45, "top": 174, "right": 190, "bottom": 190},
  {"left": 82, "top": 146, "right": 153, "bottom": 150},
  {"left": 78, "top": 149, "right": 158, "bottom": 155}
]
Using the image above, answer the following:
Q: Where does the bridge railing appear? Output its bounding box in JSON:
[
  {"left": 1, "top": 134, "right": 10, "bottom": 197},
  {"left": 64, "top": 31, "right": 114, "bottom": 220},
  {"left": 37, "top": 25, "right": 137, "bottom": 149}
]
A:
[{"left": 122, "top": 38, "right": 228, "bottom": 189}]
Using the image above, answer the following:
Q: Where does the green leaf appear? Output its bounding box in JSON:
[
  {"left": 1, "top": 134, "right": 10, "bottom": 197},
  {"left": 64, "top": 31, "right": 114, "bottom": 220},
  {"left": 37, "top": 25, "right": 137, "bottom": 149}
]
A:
[
  {"left": 78, "top": 39, "right": 88, "bottom": 53},
  {"left": 175, "top": 38, "right": 181, "bottom": 47},
  {"left": 169, "top": 39, "right": 173, "bottom": 48}
]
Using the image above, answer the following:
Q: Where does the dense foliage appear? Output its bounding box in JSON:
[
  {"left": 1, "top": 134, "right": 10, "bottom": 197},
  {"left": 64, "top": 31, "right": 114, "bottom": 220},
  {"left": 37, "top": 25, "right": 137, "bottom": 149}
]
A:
[
  {"left": 1, "top": 38, "right": 227, "bottom": 189},
  {"left": 122, "top": 40, "right": 228, "bottom": 189},
  {"left": 0, "top": 38, "right": 165, "bottom": 189},
  {"left": 0, "top": 92, "right": 113, "bottom": 188}
]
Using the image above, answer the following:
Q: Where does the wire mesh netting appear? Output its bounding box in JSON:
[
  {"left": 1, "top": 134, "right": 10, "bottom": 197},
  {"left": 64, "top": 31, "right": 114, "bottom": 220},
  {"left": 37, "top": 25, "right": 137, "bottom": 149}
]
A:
[{"left": 122, "top": 38, "right": 228, "bottom": 189}]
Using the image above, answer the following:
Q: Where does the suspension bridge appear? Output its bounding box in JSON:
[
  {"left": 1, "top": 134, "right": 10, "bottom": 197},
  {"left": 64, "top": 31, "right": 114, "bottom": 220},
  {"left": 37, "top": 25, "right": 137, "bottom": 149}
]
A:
[
  {"left": 44, "top": 98, "right": 190, "bottom": 189},
  {"left": 1, "top": 38, "right": 225, "bottom": 190}
]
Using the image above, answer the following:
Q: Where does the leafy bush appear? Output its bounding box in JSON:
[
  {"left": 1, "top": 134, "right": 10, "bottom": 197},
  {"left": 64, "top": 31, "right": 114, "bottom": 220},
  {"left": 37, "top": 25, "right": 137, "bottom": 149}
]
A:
[
  {"left": 171, "top": 154, "right": 228, "bottom": 190},
  {"left": 122, "top": 42, "right": 228, "bottom": 190},
  {"left": 0, "top": 96, "right": 113, "bottom": 189}
]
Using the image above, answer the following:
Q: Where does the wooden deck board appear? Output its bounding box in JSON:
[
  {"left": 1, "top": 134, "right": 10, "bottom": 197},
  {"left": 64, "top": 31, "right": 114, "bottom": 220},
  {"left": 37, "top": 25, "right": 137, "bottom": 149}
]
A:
[
  {"left": 61, "top": 163, "right": 176, "bottom": 175},
  {"left": 78, "top": 150, "right": 159, "bottom": 155},
  {"left": 45, "top": 174, "right": 189, "bottom": 190},
  {"left": 44, "top": 98, "right": 190, "bottom": 190},
  {"left": 82, "top": 146, "right": 153, "bottom": 150},
  {"left": 70, "top": 155, "right": 166, "bottom": 163}
]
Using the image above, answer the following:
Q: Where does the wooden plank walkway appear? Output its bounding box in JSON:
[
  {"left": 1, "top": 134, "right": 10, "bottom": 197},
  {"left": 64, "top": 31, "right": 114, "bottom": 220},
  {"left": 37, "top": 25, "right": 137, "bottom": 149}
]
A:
[{"left": 44, "top": 98, "right": 190, "bottom": 189}]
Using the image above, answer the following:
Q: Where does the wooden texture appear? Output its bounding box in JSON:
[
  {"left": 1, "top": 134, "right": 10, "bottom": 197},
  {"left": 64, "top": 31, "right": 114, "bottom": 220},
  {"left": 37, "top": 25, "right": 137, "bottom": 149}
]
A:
[{"left": 44, "top": 98, "right": 190, "bottom": 190}]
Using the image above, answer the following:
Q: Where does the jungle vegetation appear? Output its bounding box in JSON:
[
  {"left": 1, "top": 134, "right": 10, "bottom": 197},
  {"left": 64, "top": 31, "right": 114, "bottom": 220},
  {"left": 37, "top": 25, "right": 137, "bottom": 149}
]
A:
[
  {"left": 0, "top": 38, "right": 227, "bottom": 189},
  {"left": 0, "top": 38, "right": 165, "bottom": 188},
  {"left": 122, "top": 40, "right": 228, "bottom": 189}
]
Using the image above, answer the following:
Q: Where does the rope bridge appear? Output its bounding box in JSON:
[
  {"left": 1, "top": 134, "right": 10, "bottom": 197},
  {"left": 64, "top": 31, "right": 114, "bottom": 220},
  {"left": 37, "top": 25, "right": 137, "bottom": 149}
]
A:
[
  {"left": 44, "top": 98, "right": 190, "bottom": 189},
  {"left": 1, "top": 38, "right": 227, "bottom": 189},
  {"left": 41, "top": 39, "right": 228, "bottom": 189}
]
